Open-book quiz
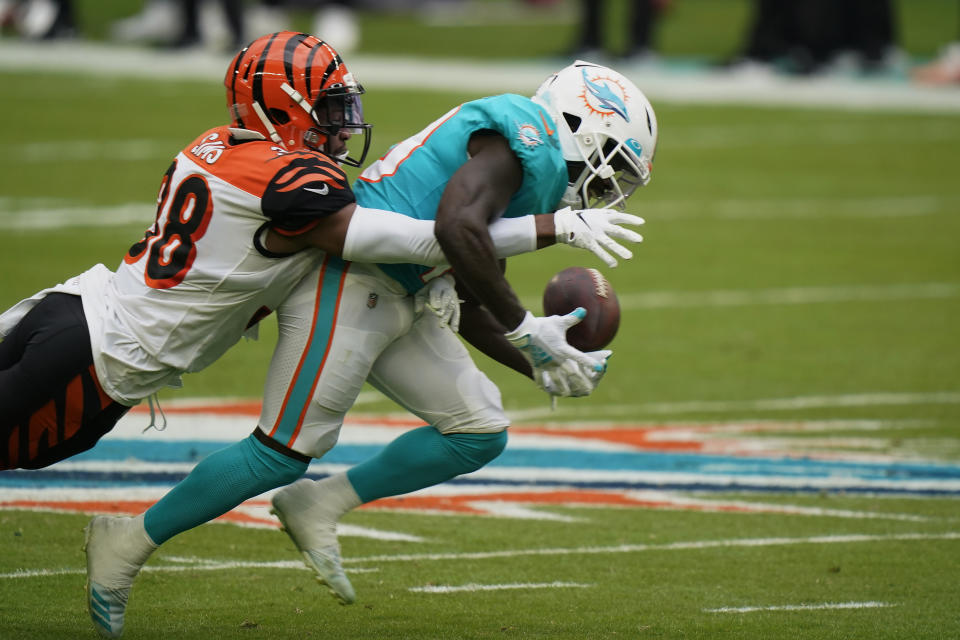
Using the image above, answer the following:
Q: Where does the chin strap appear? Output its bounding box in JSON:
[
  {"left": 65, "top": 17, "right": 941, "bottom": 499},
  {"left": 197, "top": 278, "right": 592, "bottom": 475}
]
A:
[{"left": 251, "top": 102, "right": 283, "bottom": 146}]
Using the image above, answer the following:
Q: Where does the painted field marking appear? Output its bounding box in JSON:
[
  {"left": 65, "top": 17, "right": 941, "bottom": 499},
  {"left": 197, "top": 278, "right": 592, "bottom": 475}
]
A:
[
  {"left": 642, "top": 195, "right": 956, "bottom": 219},
  {"left": 705, "top": 601, "right": 897, "bottom": 613},
  {"left": 345, "top": 531, "right": 960, "bottom": 565},
  {"left": 4, "top": 532, "right": 956, "bottom": 581},
  {"left": 409, "top": 581, "right": 592, "bottom": 594},
  {"left": 0, "top": 203, "right": 154, "bottom": 230},
  {"left": 0, "top": 139, "right": 176, "bottom": 163},
  {"left": 513, "top": 391, "right": 960, "bottom": 420},
  {"left": 0, "top": 560, "right": 377, "bottom": 580},
  {"left": 669, "top": 123, "right": 960, "bottom": 150},
  {"left": 616, "top": 283, "right": 960, "bottom": 310},
  {"left": 518, "top": 284, "right": 960, "bottom": 317}
]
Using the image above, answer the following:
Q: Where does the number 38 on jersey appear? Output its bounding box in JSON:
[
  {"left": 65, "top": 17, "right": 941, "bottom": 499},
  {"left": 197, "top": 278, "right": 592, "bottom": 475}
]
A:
[{"left": 125, "top": 159, "right": 214, "bottom": 289}]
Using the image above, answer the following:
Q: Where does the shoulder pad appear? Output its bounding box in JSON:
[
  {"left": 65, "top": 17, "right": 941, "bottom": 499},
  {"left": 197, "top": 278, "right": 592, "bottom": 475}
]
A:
[{"left": 261, "top": 152, "right": 355, "bottom": 234}]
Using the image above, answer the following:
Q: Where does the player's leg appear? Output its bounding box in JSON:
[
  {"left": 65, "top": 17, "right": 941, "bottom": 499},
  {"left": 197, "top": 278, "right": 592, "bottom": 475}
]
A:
[
  {"left": 83, "top": 260, "right": 357, "bottom": 638},
  {"left": 270, "top": 262, "right": 415, "bottom": 604},
  {"left": 352, "top": 306, "right": 509, "bottom": 499},
  {"left": 272, "top": 309, "right": 508, "bottom": 600},
  {"left": 85, "top": 430, "right": 308, "bottom": 638},
  {"left": 1, "top": 293, "right": 129, "bottom": 470},
  {"left": 137, "top": 255, "right": 371, "bottom": 546}
]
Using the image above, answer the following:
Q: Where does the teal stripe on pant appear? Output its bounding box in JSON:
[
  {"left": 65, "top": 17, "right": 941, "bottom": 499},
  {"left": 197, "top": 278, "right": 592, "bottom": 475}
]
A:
[
  {"left": 347, "top": 426, "right": 508, "bottom": 503},
  {"left": 143, "top": 433, "right": 307, "bottom": 545},
  {"left": 270, "top": 255, "right": 347, "bottom": 447}
]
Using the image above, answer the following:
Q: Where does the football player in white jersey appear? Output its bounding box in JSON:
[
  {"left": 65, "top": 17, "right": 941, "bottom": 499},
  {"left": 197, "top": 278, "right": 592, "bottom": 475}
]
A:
[{"left": 79, "top": 58, "right": 657, "bottom": 634}]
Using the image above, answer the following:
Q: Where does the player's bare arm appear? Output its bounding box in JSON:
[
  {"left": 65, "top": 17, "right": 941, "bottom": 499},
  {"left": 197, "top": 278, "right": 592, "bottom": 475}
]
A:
[
  {"left": 434, "top": 132, "right": 528, "bottom": 329},
  {"left": 455, "top": 268, "right": 534, "bottom": 380}
]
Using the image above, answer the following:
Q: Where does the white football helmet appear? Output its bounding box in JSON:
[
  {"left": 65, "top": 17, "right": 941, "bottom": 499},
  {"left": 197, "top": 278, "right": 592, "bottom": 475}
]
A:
[{"left": 532, "top": 60, "right": 658, "bottom": 210}]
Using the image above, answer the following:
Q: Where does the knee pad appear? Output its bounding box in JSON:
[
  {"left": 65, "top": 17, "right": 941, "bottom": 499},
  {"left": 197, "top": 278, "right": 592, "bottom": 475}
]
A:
[{"left": 445, "top": 430, "right": 508, "bottom": 474}]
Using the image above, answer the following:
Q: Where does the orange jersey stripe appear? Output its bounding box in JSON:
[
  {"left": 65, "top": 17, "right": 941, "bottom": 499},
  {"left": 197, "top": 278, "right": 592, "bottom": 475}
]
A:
[
  {"left": 286, "top": 264, "right": 349, "bottom": 448},
  {"left": 267, "top": 259, "right": 330, "bottom": 440}
]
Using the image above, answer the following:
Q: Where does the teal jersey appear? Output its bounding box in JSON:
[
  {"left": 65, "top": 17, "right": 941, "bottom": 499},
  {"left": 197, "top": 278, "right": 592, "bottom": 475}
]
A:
[{"left": 354, "top": 94, "right": 567, "bottom": 294}]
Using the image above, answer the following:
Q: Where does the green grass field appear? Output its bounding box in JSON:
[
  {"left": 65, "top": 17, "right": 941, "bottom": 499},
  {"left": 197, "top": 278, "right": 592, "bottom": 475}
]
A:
[{"left": 2, "top": 4, "right": 960, "bottom": 637}]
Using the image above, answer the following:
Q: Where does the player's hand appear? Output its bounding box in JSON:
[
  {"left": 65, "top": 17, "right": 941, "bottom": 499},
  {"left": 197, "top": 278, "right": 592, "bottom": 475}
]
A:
[
  {"left": 505, "top": 309, "right": 604, "bottom": 374},
  {"left": 553, "top": 206, "right": 645, "bottom": 268},
  {"left": 535, "top": 360, "right": 592, "bottom": 398},
  {"left": 414, "top": 274, "right": 462, "bottom": 332},
  {"left": 535, "top": 349, "right": 612, "bottom": 398},
  {"left": 584, "top": 349, "right": 612, "bottom": 386}
]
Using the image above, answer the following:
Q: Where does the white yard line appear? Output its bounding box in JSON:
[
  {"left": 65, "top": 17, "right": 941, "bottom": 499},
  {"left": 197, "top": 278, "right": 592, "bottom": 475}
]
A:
[
  {"left": 616, "top": 283, "right": 960, "bottom": 310},
  {"left": 642, "top": 195, "right": 955, "bottom": 219},
  {"left": 344, "top": 531, "right": 960, "bottom": 565},
  {"left": 0, "top": 561, "right": 377, "bottom": 580},
  {"left": 668, "top": 122, "right": 960, "bottom": 149},
  {"left": 4, "top": 532, "right": 956, "bottom": 580},
  {"left": 0, "top": 203, "right": 154, "bottom": 230},
  {"left": 409, "top": 581, "right": 591, "bottom": 594},
  {"left": 705, "top": 601, "right": 897, "bottom": 613},
  {"left": 511, "top": 391, "right": 960, "bottom": 420},
  {"left": 0, "top": 139, "right": 176, "bottom": 163}
]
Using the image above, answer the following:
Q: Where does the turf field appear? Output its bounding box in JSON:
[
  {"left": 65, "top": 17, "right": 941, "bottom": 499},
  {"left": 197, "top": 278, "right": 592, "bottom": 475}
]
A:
[{"left": 2, "top": 5, "right": 960, "bottom": 637}]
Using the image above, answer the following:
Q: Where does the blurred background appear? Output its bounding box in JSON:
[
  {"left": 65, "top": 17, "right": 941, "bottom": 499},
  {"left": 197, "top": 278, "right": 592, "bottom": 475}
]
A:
[{"left": 1, "top": 0, "right": 959, "bottom": 75}]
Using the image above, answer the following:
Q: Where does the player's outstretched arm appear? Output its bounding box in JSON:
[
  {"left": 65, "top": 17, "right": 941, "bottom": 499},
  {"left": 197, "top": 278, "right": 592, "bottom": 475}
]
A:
[
  {"left": 432, "top": 132, "right": 604, "bottom": 381},
  {"left": 258, "top": 202, "right": 565, "bottom": 268},
  {"left": 260, "top": 191, "right": 643, "bottom": 269}
]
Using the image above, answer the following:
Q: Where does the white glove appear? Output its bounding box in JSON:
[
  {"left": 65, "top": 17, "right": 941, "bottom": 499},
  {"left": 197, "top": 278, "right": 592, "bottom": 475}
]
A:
[
  {"left": 535, "top": 349, "right": 612, "bottom": 399},
  {"left": 505, "top": 309, "right": 604, "bottom": 374},
  {"left": 414, "top": 274, "right": 462, "bottom": 332},
  {"left": 554, "top": 207, "right": 645, "bottom": 268}
]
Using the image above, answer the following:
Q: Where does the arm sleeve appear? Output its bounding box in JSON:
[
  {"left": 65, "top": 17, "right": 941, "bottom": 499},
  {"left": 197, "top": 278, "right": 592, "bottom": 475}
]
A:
[{"left": 342, "top": 206, "right": 538, "bottom": 265}]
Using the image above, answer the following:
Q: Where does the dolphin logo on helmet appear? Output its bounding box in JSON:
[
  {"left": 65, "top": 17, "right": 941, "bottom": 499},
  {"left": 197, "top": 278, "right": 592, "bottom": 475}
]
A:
[{"left": 581, "top": 69, "right": 630, "bottom": 122}]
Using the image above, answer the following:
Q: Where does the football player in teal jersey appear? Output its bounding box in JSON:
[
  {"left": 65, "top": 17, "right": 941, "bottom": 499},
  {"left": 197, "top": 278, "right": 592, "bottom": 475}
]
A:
[{"left": 263, "top": 59, "right": 659, "bottom": 605}]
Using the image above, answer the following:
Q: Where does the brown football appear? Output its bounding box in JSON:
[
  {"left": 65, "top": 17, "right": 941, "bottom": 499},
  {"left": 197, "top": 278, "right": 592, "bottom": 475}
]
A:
[{"left": 542, "top": 266, "right": 620, "bottom": 351}]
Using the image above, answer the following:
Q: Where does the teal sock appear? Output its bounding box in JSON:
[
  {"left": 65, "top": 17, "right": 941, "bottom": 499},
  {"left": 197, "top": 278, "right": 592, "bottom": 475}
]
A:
[
  {"left": 144, "top": 432, "right": 307, "bottom": 544},
  {"left": 346, "top": 427, "right": 507, "bottom": 503}
]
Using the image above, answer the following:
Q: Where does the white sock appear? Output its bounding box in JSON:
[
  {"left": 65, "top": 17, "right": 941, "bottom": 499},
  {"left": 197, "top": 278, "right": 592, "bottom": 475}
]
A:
[{"left": 313, "top": 472, "right": 363, "bottom": 524}]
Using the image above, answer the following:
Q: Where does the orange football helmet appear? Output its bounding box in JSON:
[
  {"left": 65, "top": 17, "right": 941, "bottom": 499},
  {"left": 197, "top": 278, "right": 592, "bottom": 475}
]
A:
[{"left": 225, "top": 31, "right": 371, "bottom": 166}]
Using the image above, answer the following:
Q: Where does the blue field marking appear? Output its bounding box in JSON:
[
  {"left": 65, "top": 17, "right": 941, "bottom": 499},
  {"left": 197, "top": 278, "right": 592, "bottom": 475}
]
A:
[
  {"left": 49, "top": 440, "right": 960, "bottom": 480},
  {"left": 3, "top": 437, "right": 960, "bottom": 495}
]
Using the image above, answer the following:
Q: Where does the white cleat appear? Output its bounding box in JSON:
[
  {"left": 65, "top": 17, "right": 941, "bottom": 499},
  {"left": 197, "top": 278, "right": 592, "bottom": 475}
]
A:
[
  {"left": 271, "top": 479, "right": 356, "bottom": 605},
  {"left": 84, "top": 515, "right": 156, "bottom": 638}
]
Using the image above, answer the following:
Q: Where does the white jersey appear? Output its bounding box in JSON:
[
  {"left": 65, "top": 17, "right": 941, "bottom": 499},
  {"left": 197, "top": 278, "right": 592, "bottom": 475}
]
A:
[{"left": 85, "top": 126, "right": 356, "bottom": 405}]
